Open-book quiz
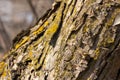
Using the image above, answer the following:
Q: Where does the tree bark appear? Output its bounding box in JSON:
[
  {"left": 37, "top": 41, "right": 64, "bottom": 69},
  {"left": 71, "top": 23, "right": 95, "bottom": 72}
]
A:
[{"left": 0, "top": 0, "right": 120, "bottom": 80}]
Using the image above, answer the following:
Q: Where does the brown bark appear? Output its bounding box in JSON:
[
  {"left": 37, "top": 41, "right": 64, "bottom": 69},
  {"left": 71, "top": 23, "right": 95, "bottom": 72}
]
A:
[{"left": 0, "top": 0, "right": 120, "bottom": 80}]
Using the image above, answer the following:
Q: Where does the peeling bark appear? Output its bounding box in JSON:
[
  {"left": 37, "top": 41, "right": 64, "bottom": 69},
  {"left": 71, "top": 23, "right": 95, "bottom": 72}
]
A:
[{"left": 0, "top": 0, "right": 120, "bottom": 80}]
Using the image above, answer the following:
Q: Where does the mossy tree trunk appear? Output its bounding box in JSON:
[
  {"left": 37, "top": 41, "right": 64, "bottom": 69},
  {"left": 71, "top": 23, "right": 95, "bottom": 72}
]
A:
[{"left": 0, "top": 0, "right": 120, "bottom": 80}]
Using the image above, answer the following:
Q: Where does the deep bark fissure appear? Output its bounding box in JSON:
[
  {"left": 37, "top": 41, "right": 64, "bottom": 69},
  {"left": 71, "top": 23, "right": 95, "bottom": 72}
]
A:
[
  {"left": 49, "top": 3, "right": 66, "bottom": 47},
  {"left": 0, "top": 0, "right": 120, "bottom": 80},
  {"left": 13, "top": 30, "right": 30, "bottom": 47},
  {"left": 116, "top": 69, "right": 120, "bottom": 80}
]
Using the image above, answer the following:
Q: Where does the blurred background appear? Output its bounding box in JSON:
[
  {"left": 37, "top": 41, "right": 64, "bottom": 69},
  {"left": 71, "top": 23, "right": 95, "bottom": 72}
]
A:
[{"left": 0, "top": 0, "right": 53, "bottom": 59}]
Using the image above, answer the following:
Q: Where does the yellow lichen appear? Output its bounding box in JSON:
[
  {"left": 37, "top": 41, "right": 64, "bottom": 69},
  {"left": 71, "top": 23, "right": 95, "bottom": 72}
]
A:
[
  {"left": 33, "top": 21, "right": 49, "bottom": 35},
  {"left": 1, "top": 70, "right": 7, "bottom": 77},
  {"left": 44, "top": 3, "right": 64, "bottom": 39},
  {"left": 87, "top": 78, "right": 92, "bottom": 80},
  {"left": 0, "top": 62, "right": 6, "bottom": 75},
  {"left": 28, "top": 46, "right": 33, "bottom": 58},
  {"left": 94, "top": 48, "right": 100, "bottom": 60},
  {"left": 15, "top": 37, "right": 30, "bottom": 49},
  {"left": 83, "top": 25, "right": 89, "bottom": 33},
  {"left": 106, "top": 37, "right": 114, "bottom": 44},
  {"left": 45, "top": 23, "right": 58, "bottom": 36},
  {"left": 44, "top": 21, "right": 49, "bottom": 27},
  {"left": 105, "top": 15, "right": 115, "bottom": 28},
  {"left": 33, "top": 26, "right": 44, "bottom": 35},
  {"left": 106, "top": 8, "right": 120, "bottom": 28}
]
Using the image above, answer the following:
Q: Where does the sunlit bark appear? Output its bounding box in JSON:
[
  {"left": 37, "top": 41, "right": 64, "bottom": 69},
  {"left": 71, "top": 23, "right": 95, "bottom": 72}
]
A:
[{"left": 0, "top": 0, "right": 120, "bottom": 80}]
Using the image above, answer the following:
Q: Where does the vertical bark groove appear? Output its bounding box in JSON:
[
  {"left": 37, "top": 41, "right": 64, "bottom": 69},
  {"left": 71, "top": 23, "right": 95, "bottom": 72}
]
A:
[{"left": 0, "top": 0, "right": 120, "bottom": 80}]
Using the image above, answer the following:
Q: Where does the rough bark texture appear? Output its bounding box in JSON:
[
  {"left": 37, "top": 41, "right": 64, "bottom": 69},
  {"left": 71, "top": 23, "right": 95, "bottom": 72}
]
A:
[
  {"left": 0, "top": 0, "right": 120, "bottom": 80},
  {"left": 0, "top": 0, "right": 53, "bottom": 55}
]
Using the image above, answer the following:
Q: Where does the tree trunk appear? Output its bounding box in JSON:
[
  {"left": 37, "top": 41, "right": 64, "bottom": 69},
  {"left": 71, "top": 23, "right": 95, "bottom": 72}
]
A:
[{"left": 0, "top": 0, "right": 120, "bottom": 80}]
